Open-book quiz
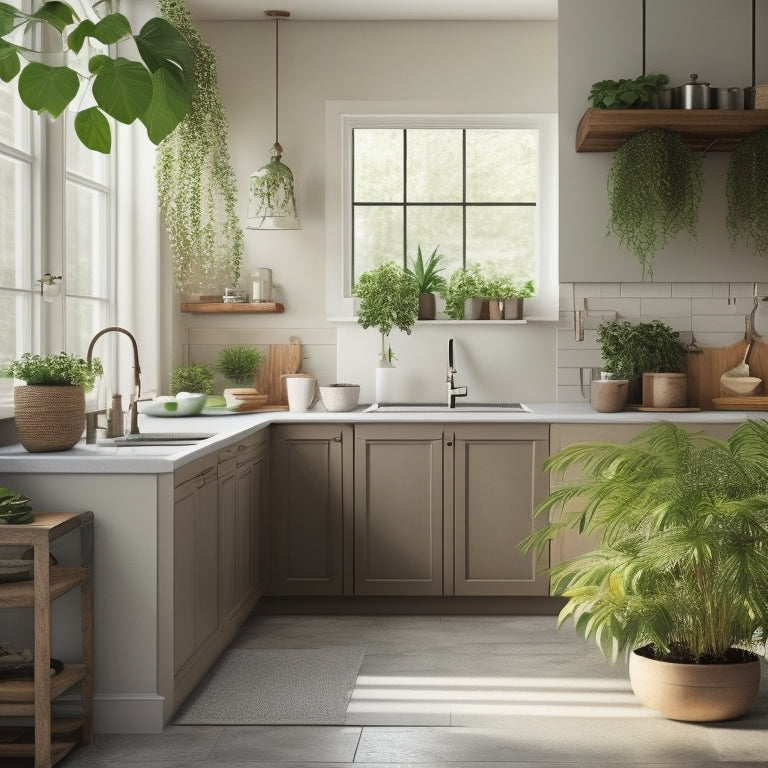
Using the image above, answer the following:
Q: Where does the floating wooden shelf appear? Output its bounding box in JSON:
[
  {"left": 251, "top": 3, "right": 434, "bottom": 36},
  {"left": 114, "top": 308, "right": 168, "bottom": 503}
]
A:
[
  {"left": 575, "top": 108, "right": 768, "bottom": 152},
  {"left": 180, "top": 301, "right": 285, "bottom": 314}
]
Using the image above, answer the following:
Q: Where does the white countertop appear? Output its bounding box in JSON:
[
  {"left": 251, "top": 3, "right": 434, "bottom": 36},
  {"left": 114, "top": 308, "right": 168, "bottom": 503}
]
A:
[{"left": 0, "top": 402, "right": 756, "bottom": 474}]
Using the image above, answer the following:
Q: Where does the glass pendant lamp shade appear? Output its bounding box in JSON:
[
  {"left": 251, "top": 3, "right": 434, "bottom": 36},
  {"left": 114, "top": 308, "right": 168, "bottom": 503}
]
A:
[
  {"left": 247, "top": 10, "right": 300, "bottom": 230},
  {"left": 248, "top": 142, "right": 300, "bottom": 229}
]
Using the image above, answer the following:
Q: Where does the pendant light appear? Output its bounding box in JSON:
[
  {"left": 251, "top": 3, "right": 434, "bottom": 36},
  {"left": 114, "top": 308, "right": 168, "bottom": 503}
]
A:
[{"left": 247, "top": 9, "right": 300, "bottom": 230}]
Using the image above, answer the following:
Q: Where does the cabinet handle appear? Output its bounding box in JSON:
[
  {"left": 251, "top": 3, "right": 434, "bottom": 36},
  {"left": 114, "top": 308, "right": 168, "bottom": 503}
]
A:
[
  {"left": 333, "top": 436, "right": 342, "bottom": 442},
  {"left": 446, "top": 441, "right": 453, "bottom": 446}
]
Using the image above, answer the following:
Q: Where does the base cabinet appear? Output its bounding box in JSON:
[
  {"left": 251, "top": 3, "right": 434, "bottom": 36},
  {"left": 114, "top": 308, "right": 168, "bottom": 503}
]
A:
[
  {"left": 269, "top": 424, "right": 353, "bottom": 595},
  {"left": 354, "top": 424, "right": 445, "bottom": 596},
  {"left": 353, "top": 423, "right": 550, "bottom": 596}
]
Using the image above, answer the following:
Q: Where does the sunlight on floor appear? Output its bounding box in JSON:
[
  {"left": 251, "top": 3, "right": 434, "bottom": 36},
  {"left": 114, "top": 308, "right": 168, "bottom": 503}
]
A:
[{"left": 347, "top": 674, "right": 654, "bottom": 718}]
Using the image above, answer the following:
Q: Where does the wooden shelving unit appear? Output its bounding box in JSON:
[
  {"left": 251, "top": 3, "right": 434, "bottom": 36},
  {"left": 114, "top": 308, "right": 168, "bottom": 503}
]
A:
[
  {"left": 180, "top": 301, "right": 285, "bottom": 314},
  {"left": 0, "top": 511, "right": 93, "bottom": 768},
  {"left": 575, "top": 108, "right": 768, "bottom": 152}
]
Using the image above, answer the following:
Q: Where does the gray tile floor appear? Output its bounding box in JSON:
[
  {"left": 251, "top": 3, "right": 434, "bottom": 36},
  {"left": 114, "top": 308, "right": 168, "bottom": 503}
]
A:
[{"left": 57, "top": 614, "right": 768, "bottom": 767}]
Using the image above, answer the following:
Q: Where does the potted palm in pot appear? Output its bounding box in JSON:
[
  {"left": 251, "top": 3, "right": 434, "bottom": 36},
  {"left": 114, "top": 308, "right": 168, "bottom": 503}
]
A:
[
  {"left": 6, "top": 352, "right": 103, "bottom": 452},
  {"left": 404, "top": 245, "right": 447, "bottom": 320},
  {"left": 353, "top": 260, "right": 419, "bottom": 402},
  {"left": 520, "top": 420, "right": 768, "bottom": 722}
]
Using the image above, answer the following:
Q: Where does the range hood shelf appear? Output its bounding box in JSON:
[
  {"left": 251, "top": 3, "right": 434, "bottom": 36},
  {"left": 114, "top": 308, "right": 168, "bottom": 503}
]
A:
[{"left": 576, "top": 108, "right": 768, "bottom": 152}]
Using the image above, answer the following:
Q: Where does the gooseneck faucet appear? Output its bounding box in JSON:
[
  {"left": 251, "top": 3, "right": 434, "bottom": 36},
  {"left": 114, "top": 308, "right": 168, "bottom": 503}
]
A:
[
  {"left": 86, "top": 326, "right": 142, "bottom": 441},
  {"left": 446, "top": 338, "right": 468, "bottom": 408}
]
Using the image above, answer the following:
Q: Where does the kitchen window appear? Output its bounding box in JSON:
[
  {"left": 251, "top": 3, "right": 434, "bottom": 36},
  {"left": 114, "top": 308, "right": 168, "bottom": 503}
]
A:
[{"left": 325, "top": 106, "right": 558, "bottom": 320}]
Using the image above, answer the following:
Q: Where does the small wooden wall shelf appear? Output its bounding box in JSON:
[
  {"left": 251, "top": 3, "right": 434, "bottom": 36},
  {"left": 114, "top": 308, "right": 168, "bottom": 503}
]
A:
[
  {"left": 576, "top": 108, "right": 768, "bottom": 152},
  {"left": 180, "top": 302, "right": 285, "bottom": 314}
]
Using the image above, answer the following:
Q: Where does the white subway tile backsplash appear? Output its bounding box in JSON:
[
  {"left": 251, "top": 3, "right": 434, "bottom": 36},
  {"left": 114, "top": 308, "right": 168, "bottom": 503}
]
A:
[
  {"left": 672, "top": 283, "right": 714, "bottom": 298},
  {"left": 585, "top": 297, "right": 641, "bottom": 316},
  {"left": 691, "top": 297, "right": 753, "bottom": 315},
  {"left": 620, "top": 282, "right": 671, "bottom": 298},
  {"left": 640, "top": 298, "right": 692, "bottom": 317}
]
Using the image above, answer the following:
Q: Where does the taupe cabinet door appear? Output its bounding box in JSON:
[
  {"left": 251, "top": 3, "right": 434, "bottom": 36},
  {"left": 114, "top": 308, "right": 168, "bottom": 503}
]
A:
[
  {"left": 269, "top": 424, "right": 352, "bottom": 595},
  {"left": 354, "top": 424, "right": 445, "bottom": 596},
  {"left": 452, "top": 424, "right": 550, "bottom": 596}
]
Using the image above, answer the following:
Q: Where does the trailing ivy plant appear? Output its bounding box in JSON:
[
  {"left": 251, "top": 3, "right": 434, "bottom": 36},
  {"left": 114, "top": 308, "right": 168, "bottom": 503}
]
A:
[
  {"left": 156, "top": 0, "right": 243, "bottom": 295},
  {"left": 607, "top": 128, "right": 702, "bottom": 279},
  {"left": 726, "top": 127, "right": 768, "bottom": 257},
  {"left": 0, "top": 0, "right": 194, "bottom": 153}
]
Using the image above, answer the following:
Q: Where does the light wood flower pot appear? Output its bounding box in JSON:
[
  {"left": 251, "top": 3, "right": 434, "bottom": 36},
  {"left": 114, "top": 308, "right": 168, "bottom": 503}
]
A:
[{"left": 14, "top": 385, "right": 85, "bottom": 453}]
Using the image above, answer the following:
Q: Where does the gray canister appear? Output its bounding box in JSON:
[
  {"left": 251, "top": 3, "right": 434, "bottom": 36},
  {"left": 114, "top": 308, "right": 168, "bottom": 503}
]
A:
[
  {"left": 678, "top": 74, "right": 711, "bottom": 109},
  {"left": 713, "top": 87, "right": 744, "bottom": 109}
]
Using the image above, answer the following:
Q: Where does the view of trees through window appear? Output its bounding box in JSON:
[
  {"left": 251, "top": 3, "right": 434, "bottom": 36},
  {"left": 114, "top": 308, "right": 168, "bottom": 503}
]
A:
[{"left": 352, "top": 127, "right": 538, "bottom": 283}]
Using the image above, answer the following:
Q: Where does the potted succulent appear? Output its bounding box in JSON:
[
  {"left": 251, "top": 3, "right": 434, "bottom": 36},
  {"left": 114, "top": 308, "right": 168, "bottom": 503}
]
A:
[
  {"left": 441, "top": 264, "right": 486, "bottom": 320},
  {"left": 404, "top": 245, "right": 447, "bottom": 320},
  {"left": 596, "top": 319, "right": 685, "bottom": 406},
  {"left": 520, "top": 420, "right": 768, "bottom": 722},
  {"left": 607, "top": 128, "right": 702, "bottom": 279},
  {"left": 0, "top": 1, "right": 194, "bottom": 153},
  {"left": 169, "top": 362, "right": 215, "bottom": 397},
  {"left": 353, "top": 260, "right": 419, "bottom": 402},
  {"left": 6, "top": 352, "right": 103, "bottom": 453}
]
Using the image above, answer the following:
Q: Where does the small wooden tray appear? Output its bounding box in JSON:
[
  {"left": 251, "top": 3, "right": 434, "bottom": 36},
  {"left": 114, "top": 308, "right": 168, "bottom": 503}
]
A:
[
  {"left": 712, "top": 396, "right": 768, "bottom": 410},
  {"left": 632, "top": 406, "right": 701, "bottom": 412}
]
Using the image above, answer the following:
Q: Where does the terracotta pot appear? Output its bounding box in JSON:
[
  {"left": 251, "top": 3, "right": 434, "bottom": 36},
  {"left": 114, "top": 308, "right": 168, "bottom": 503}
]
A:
[
  {"left": 629, "top": 647, "right": 761, "bottom": 722},
  {"left": 14, "top": 385, "right": 85, "bottom": 452},
  {"left": 590, "top": 379, "right": 629, "bottom": 412},
  {"left": 488, "top": 299, "right": 504, "bottom": 320},
  {"left": 418, "top": 293, "right": 436, "bottom": 320}
]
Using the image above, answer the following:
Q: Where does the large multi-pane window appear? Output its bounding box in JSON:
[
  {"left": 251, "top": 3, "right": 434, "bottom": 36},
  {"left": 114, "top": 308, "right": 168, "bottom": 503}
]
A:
[{"left": 352, "top": 126, "right": 539, "bottom": 284}]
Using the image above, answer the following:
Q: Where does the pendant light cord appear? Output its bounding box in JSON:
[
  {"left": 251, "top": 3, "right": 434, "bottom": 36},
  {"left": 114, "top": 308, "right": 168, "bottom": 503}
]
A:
[{"left": 274, "top": 17, "right": 280, "bottom": 146}]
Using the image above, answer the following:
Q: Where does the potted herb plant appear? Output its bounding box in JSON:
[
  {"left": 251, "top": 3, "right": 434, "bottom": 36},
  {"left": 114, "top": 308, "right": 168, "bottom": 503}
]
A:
[
  {"left": 0, "top": 1, "right": 194, "bottom": 153},
  {"left": 520, "top": 420, "right": 768, "bottom": 722},
  {"left": 169, "top": 362, "right": 215, "bottom": 397},
  {"left": 596, "top": 319, "right": 685, "bottom": 406},
  {"left": 607, "top": 128, "right": 702, "bottom": 279},
  {"left": 353, "top": 260, "right": 419, "bottom": 402},
  {"left": 726, "top": 127, "right": 768, "bottom": 257},
  {"left": 441, "top": 264, "right": 486, "bottom": 320},
  {"left": 490, "top": 277, "right": 535, "bottom": 321},
  {"left": 6, "top": 352, "right": 103, "bottom": 453},
  {"left": 588, "top": 73, "right": 670, "bottom": 109},
  {"left": 216, "top": 345, "right": 266, "bottom": 409},
  {"left": 404, "top": 245, "right": 447, "bottom": 320}
]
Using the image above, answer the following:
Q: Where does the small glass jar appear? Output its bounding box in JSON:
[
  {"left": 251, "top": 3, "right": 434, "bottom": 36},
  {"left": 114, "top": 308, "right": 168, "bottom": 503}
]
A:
[
  {"left": 251, "top": 268, "right": 273, "bottom": 302},
  {"left": 223, "top": 287, "right": 248, "bottom": 303}
]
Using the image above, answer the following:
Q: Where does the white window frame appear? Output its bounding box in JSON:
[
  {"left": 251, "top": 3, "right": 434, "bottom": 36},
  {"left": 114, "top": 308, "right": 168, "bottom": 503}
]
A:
[{"left": 325, "top": 101, "right": 558, "bottom": 321}]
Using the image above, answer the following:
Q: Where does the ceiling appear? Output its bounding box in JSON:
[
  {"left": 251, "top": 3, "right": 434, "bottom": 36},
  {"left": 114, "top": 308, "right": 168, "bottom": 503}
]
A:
[{"left": 185, "top": 0, "right": 558, "bottom": 22}]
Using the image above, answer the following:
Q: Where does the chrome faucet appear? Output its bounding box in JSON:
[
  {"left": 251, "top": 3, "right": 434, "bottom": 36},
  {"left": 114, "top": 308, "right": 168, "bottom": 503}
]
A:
[
  {"left": 446, "top": 338, "right": 468, "bottom": 408},
  {"left": 85, "top": 327, "right": 142, "bottom": 442}
]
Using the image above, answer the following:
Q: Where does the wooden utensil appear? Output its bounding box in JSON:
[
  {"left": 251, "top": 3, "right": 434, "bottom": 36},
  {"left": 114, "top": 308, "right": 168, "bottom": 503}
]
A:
[{"left": 257, "top": 336, "right": 303, "bottom": 404}]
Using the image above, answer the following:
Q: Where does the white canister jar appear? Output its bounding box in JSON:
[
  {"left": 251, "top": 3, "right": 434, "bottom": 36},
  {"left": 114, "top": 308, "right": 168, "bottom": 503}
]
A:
[{"left": 251, "top": 268, "right": 272, "bottom": 302}]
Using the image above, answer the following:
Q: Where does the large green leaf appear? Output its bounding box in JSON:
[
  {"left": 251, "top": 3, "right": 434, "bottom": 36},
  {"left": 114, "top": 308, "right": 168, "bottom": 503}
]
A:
[
  {"left": 67, "top": 19, "right": 96, "bottom": 54},
  {"left": 0, "top": 2, "right": 22, "bottom": 36},
  {"left": 90, "top": 56, "right": 152, "bottom": 124},
  {"left": 0, "top": 39, "right": 19, "bottom": 82},
  {"left": 74, "top": 106, "right": 111, "bottom": 153},
  {"left": 18, "top": 62, "right": 79, "bottom": 118},
  {"left": 134, "top": 17, "right": 193, "bottom": 88},
  {"left": 31, "top": 1, "right": 77, "bottom": 33},
  {"left": 92, "top": 12, "right": 131, "bottom": 45},
  {"left": 140, "top": 66, "right": 190, "bottom": 145}
]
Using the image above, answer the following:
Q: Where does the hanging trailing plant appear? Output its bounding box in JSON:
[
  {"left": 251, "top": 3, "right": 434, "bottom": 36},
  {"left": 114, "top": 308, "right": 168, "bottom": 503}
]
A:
[
  {"left": 156, "top": 0, "right": 243, "bottom": 295},
  {"left": 607, "top": 128, "right": 702, "bottom": 279},
  {"left": 726, "top": 127, "right": 768, "bottom": 257}
]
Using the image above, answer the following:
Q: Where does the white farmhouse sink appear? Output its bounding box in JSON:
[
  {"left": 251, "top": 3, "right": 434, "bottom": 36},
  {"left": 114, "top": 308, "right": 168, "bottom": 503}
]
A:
[{"left": 365, "top": 403, "right": 530, "bottom": 413}]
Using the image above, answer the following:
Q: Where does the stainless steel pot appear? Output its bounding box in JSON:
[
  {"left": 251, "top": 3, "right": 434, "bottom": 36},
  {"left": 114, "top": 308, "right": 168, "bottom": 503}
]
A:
[{"left": 676, "top": 74, "right": 711, "bottom": 109}]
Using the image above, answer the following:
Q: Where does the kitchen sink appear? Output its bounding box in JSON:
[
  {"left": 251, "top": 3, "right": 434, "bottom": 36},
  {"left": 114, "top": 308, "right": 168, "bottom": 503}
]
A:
[
  {"left": 365, "top": 403, "right": 530, "bottom": 413},
  {"left": 111, "top": 432, "right": 215, "bottom": 446}
]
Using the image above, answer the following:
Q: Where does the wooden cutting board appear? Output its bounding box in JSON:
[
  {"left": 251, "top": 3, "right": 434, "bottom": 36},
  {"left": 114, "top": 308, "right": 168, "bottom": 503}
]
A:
[
  {"left": 256, "top": 337, "right": 303, "bottom": 405},
  {"left": 684, "top": 337, "right": 768, "bottom": 408}
]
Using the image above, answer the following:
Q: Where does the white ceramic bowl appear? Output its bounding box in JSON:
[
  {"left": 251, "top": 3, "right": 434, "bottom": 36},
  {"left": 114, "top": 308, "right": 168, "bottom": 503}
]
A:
[
  {"left": 319, "top": 384, "right": 360, "bottom": 412},
  {"left": 719, "top": 376, "right": 763, "bottom": 396},
  {"left": 138, "top": 392, "right": 208, "bottom": 417}
]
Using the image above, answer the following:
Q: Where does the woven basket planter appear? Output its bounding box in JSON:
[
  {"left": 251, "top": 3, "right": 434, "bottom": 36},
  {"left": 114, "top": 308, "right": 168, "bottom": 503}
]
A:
[{"left": 14, "top": 385, "right": 85, "bottom": 452}]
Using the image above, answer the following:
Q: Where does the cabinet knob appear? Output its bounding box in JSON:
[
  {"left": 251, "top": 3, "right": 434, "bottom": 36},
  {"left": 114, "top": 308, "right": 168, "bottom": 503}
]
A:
[
  {"left": 446, "top": 440, "right": 453, "bottom": 446},
  {"left": 333, "top": 436, "right": 342, "bottom": 442}
]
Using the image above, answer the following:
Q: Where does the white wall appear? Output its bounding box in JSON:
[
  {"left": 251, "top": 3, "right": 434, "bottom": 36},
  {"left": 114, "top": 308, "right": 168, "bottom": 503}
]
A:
[{"left": 169, "top": 20, "right": 559, "bottom": 404}]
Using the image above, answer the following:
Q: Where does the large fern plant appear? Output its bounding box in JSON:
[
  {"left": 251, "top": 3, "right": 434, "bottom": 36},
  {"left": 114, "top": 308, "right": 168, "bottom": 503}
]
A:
[
  {"left": 607, "top": 129, "right": 702, "bottom": 279},
  {"left": 521, "top": 420, "right": 768, "bottom": 664},
  {"left": 156, "top": 0, "right": 242, "bottom": 295}
]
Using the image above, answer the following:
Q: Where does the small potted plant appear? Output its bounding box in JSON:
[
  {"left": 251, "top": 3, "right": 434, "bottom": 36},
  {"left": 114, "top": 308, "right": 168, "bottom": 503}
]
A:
[
  {"left": 404, "top": 245, "right": 447, "bottom": 320},
  {"left": 6, "top": 352, "right": 103, "bottom": 453},
  {"left": 169, "top": 362, "right": 215, "bottom": 397},
  {"left": 353, "top": 260, "right": 419, "bottom": 402},
  {"left": 216, "top": 345, "right": 266, "bottom": 409},
  {"left": 588, "top": 73, "right": 670, "bottom": 109},
  {"left": 520, "top": 420, "right": 768, "bottom": 722},
  {"left": 596, "top": 319, "right": 685, "bottom": 406},
  {"left": 441, "top": 264, "right": 486, "bottom": 320}
]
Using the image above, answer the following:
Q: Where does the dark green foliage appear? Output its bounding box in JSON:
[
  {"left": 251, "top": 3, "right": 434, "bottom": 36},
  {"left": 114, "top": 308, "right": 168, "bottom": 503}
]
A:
[
  {"left": 597, "top": 320, "right": 684, "bottom": 380},
  {"left": 589, "top": 73, "right": 670, "bottom": 109},
  {"left": 607, "top": 129, "right": 702, "bottom": 279}
]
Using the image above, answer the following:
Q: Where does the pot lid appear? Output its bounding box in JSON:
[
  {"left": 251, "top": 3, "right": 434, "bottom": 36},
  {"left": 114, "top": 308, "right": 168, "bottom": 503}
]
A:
[{"left": 684, "top": 73, "right": 710, "bottom": 87}]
